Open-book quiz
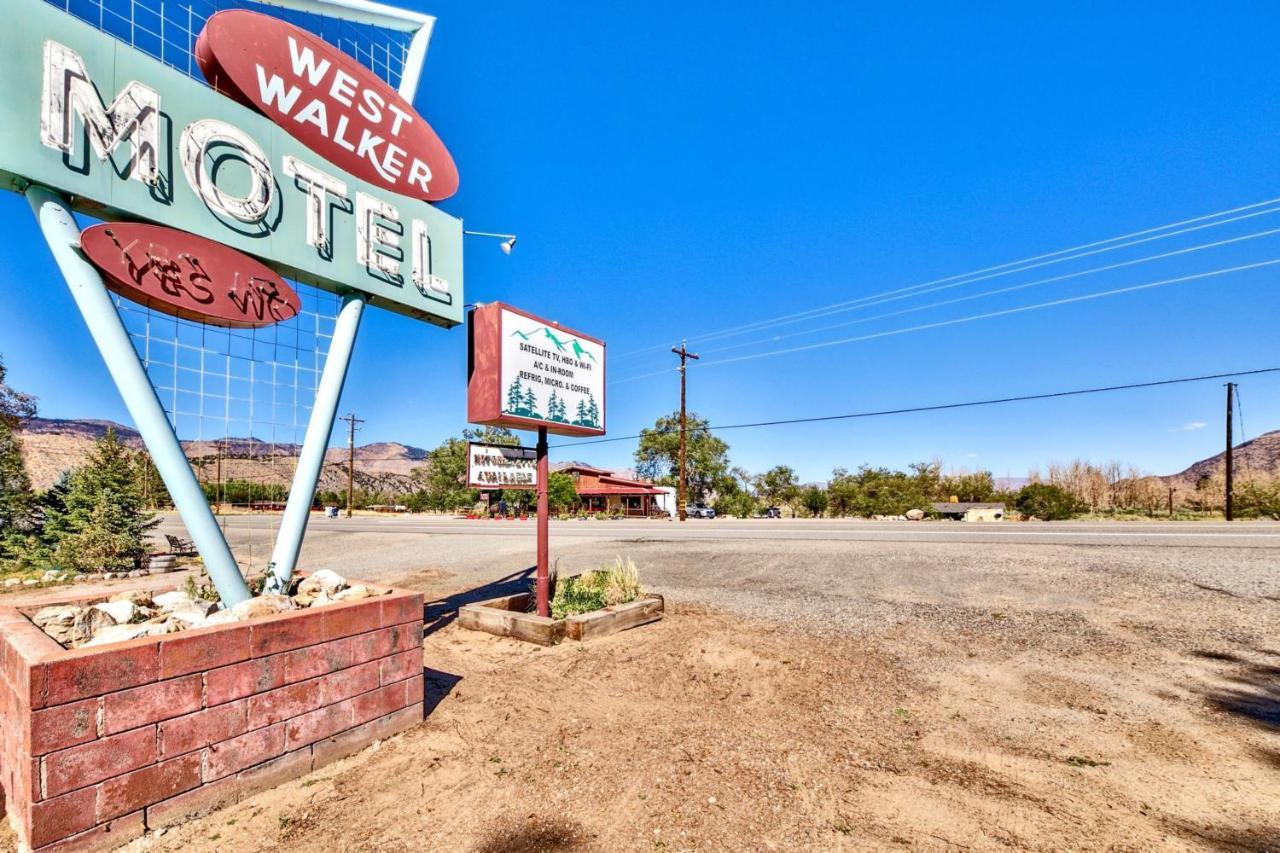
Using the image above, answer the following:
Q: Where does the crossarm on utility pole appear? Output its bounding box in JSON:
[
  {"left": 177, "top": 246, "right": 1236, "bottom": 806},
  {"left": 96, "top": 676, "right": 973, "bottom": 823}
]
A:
[
  {"left": 265, "top": 293, "right": 365, "bottom": 593},
  {"left": 26, "top": 185, "right": 252, "bottom": 607}
]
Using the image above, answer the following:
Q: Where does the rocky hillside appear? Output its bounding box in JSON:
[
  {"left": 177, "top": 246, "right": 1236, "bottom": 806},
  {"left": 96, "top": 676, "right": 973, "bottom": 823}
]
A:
[
  {"left": 16, "top": 418, "right": 428, "bottom": 495},
  {"left": 1163, "top": 429, "right": 1280, "bottom": 485}
]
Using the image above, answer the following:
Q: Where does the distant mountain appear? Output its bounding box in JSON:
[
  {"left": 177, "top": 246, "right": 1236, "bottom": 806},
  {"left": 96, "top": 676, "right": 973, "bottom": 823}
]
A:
[
  {"left": 1162, "top": 429, "right": 1280, "bottom": 485},
  {"left": 16, "top": 417, "right": 429, "bottom": 495}
]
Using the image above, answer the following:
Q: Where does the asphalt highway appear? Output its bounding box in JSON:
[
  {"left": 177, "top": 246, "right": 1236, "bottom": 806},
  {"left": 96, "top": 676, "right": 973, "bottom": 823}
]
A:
[{"left": 174, "top": 514, "right": 1280, "bottom": 549}]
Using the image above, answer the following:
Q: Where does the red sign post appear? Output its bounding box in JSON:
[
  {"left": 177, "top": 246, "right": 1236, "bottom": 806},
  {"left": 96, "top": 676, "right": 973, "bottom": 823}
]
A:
[{"left": 467, "top": 303, "right": 606, "bottom": 616}]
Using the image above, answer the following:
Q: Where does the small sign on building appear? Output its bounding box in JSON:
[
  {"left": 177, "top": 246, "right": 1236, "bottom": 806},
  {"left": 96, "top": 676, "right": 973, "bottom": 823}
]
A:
[{"left": 467, "top": 442, "right": 538, "bottom": 489}]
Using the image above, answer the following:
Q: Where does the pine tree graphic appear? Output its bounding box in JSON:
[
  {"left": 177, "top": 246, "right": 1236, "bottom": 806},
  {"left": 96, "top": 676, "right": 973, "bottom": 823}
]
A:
[
  {"left": 505, "top": 377, "right": 525, "bottom": 415},
  {"left": 523, "top": 387, "right": 539, "bottom": 418},
  {"left": 586, "top": 392, "right": 600, "bottom": 428}
]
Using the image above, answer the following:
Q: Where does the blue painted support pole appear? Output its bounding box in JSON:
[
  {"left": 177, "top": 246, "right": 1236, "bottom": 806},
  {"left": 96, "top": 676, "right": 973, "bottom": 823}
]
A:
[
  {"left": 26, "top": 186, "right": 252, "bottom": 607},
  {"left": 264, "top": 292, "right": 365, "bottom": 594}
]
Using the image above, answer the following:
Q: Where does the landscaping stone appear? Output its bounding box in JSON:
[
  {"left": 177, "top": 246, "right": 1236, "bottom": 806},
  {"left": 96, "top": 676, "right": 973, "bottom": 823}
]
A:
[
  {"left": 294, "top": 569, "right": 348, "bottom": 606},
  {"left": 95, "top": 599, "right": 138, "bottom": 625},
  {"left": 231, "top": 593, "right": 297, "bottom": 620},
  {"left": 72, "top": 605, "right": 118, "bottom": 645},
  {"left": 32, "top": 605, "right": 81, "bottom": 644}
]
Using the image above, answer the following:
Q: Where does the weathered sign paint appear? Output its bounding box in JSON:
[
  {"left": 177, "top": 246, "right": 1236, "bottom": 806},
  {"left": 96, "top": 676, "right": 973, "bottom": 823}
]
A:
[
  {"left": 468, "top": 303, "right": 606, "bottom": 437},
  {"left": 80, "top": 222, "right": 301, "bottom": 328},
  {"left": 0, "top": 0, "right": 462, "bottom": 326},
  {"left": 467, "top": 442, "right": 538, "bottom": 489},
  {"left": 196, "top": 10, "right": 458, "bottom": 203}
]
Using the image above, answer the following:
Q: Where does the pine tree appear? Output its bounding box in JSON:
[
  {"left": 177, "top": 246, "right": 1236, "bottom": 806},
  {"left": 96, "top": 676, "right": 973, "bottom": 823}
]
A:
[
  {"left": 51, "top": 428, "right": 158, "bottom": 574},
  {"left": 586, "top": 393, "right": 600, "bottom": 427},
  {"left": 523, "top": 387, "right": 538, "bottom": 418},
  {"left": 0, "top": 356, "right": 37, "bottom": 566},
  {"left": 575, "top": 399, "right": 588, "bottom": 426},
  {"left": 505, "top": 377, "right": 525, "bottom": 414}
]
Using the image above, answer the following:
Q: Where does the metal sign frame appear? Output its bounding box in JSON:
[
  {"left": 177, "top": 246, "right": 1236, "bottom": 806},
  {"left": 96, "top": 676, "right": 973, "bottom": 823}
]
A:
[{"left": 13, "top": 0, "right": 457, "bottom": 604}]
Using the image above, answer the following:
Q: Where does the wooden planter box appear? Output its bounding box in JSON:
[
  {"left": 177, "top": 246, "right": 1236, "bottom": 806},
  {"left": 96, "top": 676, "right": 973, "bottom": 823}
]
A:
[
  {"left": 0, "top": 581, "right": 424, "bottom": 852},
  {"left": 458, "top": 590, "right": 663, "bottom": 646}
]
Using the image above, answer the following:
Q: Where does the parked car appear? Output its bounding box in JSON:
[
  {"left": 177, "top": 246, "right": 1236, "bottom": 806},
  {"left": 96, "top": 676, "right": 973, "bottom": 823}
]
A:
[
  {"left": 686, "top": 503, "right": 716, "bottom": 519},
  {"left": 759, "top": 506, "right": 782, "bottom": 518}
]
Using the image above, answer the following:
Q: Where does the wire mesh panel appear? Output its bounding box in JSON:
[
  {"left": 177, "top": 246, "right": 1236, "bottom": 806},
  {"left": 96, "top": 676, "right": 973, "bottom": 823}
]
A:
[{"left": 46, "top": 0, "right": 413, "bottom": 90}]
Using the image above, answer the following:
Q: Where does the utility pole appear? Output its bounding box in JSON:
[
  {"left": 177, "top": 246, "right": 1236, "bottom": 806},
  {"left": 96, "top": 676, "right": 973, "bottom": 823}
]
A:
[
  {"left": 338, "top": 413, "right": 364, "bottom": 519},
  {"left": 1168, "top": 486, "right": 1175, "bottom": 518},
  {"left": 1224, "top": 383, "right": 1235, "bottom": 521},
  {"left": 671, "top": 340, "right": 699, "bottom": 521}
]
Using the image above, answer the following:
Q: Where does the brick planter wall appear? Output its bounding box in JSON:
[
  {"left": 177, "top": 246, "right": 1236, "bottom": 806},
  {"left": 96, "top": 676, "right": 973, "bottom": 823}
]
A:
[{"left": 0, "top": 584, "right": 424, "bottom": 852}]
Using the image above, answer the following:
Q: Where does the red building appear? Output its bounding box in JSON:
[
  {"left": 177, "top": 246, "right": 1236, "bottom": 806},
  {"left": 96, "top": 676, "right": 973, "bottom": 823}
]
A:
[{"left": 553, "top": 463, "right": 666, "bottom": 516}]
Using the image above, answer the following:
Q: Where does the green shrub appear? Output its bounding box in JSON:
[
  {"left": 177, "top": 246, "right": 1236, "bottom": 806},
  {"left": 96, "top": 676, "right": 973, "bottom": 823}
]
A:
[
  {"left": 1015, "top": 482, "right": 1080, "bottom": 520},
  {"left": 546, "top": 556, "right": 643, "bottom": 619}
]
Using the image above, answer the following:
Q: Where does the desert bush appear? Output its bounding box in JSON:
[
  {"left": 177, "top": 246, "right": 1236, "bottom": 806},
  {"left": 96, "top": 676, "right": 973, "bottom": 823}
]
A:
[{"left": 546, "top": 556, "right": 643, "bottom": 618}]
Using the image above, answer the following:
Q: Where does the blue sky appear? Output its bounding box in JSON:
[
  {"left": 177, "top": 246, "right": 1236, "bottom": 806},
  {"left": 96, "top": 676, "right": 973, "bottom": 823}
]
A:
[{"left": 3, "top": 0, "right": 1280, "bottom": 483}]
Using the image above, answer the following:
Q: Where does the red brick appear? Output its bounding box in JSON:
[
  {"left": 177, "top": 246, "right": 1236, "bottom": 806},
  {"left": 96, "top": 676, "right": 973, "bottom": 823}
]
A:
[
  {"left": 249, "top": 611, "right": 325, "bottom": 657},
  {"left": 158, "top": 700, "right": 247, "bottom": 759},
  {"left": 286, "top": 699, "right": 355, "bottom": 750},
  {"left": 246, "top": 680, "right": 317, "bottom": 730},
  {"left": 37, "top": 809, "right": 146, "bottom": 853},
  {"left": 236, "top": 747, "right": 312, "bottom": 798},
  {"left": 379, "top": 649, "right": 421, "bottom": 686},
  {"left": 205, "top": 655, "right": 287, "bottom": 707},
  {"left": 158, "top": 624, "right": 251, "bottom": 679},
  {"left": 44, "top": 726, "right": 157, "bottom": 798},
  {"left": 403, "top": 673, "right": 425, "bottom": 707},
  {"left": 323, "top": 600, "right": 382, "bottom": 641},
  {"left": 28, "top": 786, "right": 96, "bottom": 848},
  {"left": 96, "top": 753, "right": 200, "bottom": 822},
  {"left": 380, "top": 594, "right": 422, "bottom": 628},
  {"left": 30, "top": 697, "right": 99, "bottom": 755},
  {"left": 351, "top": 684, "right": 403, "bottom": 728},
  {"left": 2, "top": 621, "right": 55, "bottom": 710},
  {"left": 45, "top": 642, "right": 159, "bottom": 706},
  {"left": 325, "top": 661, "right": 380, "bottom": 704},
  {"left": 376, "top": 702, "right": 423, "bottom": 739},
  {"left": 348, "top": 627, "right": 395, "bottom": 665},
  {"left": 204, "top": 723, "right": 286, "bottom": 781},
  {"left": 103, "top": 675, "right": 201, "bottom": 735},
  {"left": 282, "top": 636, "right": 353, "bottom": 683},
  {"left": 145, "top": 771, "right": 241, "bottom": 830}
]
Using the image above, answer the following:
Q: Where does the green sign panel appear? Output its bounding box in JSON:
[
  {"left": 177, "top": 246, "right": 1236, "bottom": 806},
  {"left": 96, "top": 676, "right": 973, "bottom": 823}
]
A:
[{"left": 0, "top": 0, "right": 463, "bottom": 326}]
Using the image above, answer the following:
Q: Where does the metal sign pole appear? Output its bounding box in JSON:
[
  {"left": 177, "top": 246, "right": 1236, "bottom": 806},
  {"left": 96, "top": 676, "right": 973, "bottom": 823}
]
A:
[
  {"left": 26, "top": 185, "right": 252, "bottom": 607},
  {"left": 536, "top": 426, "right": 550, "bottom": 616},
  {"left": 265, "top": 292, "right": 366, "bottom": 593}
]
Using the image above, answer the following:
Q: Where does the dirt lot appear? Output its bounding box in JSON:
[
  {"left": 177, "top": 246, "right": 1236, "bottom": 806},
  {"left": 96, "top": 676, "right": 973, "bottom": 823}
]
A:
[{"left": 2, "top": 526, "right": 1278, "bottom": 851}]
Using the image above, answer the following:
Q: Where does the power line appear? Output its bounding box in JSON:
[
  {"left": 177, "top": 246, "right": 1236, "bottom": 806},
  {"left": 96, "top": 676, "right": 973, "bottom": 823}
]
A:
[
  {"left": 613, "top": 195, "right": 1280, "bottom": 359},
  {"left": 612, "top": 257, "right": 1280, "bottom": 382},
  {"left": 696, "top": 223, "right": 1280, "bottom": 358},
  {"left": 553, "top": 366, "right": 1280, "bottom": 449}
]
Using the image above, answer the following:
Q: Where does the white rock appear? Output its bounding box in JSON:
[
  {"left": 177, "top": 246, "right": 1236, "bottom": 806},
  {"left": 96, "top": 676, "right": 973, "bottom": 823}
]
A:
[
  {"left": 905, "top": 509, "right": 925, "bottom": 521},
  {"left": 72, "top": 606, "right": 118, "bottom": 646},
  {"left": 111, "top": 590, "right": 155, "bottom": 607},
  {"left": 152, "top": 591, "right": 192, "bottom": 611},
  {"left": 296, "top": 570, "right": 347, "bottom": 604},
  {"left": 169, "top": 603, "right": 217, "bottom": 628},
  {"left": 41, "top": 570, "right": 61, "bottom": 583},
  {"left": 333, "top": 585, "right": 374, "bottom": 602},
  {"left": 230, "top": 593, "right": 298, "bottom": 621},
  {"left": 73, "top": 575, "right": 88, "bottom": 583},
  {"left": 94, "top": 600, "right": 137, "bottom": 625},
  {"left": 204, "top": 609, "right": 241, "bottom": 626},
  {"left": 22, "top": 579, "right": 39, "bottom": 587},
  {"left": 81, "top": 622, "right": 153, "bottom": 647},
  {"left": 33, "top": 606, "right": 82, "bottom": 643},
  {"left": 3, "top": 578, "right": 21, "bottom": 588}
]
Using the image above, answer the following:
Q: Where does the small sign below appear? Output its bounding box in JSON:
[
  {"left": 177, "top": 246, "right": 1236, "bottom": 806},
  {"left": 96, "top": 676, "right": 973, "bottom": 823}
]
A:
[{"left": 467, "top": 442, "right": 538, "bottom": 489}]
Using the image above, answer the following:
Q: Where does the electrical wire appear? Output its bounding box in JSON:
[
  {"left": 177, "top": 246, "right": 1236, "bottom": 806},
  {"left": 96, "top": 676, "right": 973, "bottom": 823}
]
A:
[
  {"left": 696, "top": 224, "right": 1280, "bottom": 357},
  {"left": 613, "top": 195, "right": 1280, "bottom": 359},
  {"left": 611, "top": 257, "right": 1280, "bottom": 383},
  {"left": 552, "top": 366, "right": 1280, "bottom": 449}
]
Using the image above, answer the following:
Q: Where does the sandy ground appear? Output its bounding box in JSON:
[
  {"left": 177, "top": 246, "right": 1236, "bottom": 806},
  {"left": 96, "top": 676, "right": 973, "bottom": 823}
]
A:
[{"left": 2, "top": 525, "right": 1277, "bottom": 852}]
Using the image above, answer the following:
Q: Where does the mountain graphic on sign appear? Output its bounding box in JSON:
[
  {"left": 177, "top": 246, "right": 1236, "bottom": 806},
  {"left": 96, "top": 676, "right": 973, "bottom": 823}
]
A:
[{"left": 510, "top": 324, "right": 596, "bottom": 362}]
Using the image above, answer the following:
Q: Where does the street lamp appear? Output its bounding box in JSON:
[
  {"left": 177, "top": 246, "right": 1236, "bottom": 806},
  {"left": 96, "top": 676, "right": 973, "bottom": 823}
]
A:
[{"left": 464, "top": 230, "right": 517, "bottom": 254}]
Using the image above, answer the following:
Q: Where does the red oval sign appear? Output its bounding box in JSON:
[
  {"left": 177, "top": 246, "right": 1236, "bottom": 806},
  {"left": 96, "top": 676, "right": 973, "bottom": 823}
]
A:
[
  {"left": 196, "top": 10, "right": 459, "bottom": 203},
  {"left": 81, "top": 223, "right": 301, "bottom": 329}
]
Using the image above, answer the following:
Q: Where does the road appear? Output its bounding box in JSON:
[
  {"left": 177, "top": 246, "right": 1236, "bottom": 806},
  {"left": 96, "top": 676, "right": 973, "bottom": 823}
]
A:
[{"left": 172, "top": 514, "right": 1280, "bottom": 549}]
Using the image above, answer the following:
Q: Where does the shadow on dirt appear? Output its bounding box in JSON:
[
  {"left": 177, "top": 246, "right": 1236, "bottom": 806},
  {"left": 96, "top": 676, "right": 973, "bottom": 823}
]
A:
[
  {"left": 1164, "top": 817, "right": 1280, "bottom": 852},
  {"left": 1193, "top": 649, "right": 1280, "bottom": 731},
  {"left": 471, "top": 816, "right": 589, "bottom": 852},
  {"left": 422, "top": 666, "right": 461, "bottom": 718},
  {"left": 421, "top": 567, "right": 535, "bottom": 637}
]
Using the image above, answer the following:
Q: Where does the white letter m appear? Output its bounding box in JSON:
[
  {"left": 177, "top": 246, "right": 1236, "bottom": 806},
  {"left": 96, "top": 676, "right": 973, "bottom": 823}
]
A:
[{"left": 41, "top": 40, "right": 159, "bottom": 185}]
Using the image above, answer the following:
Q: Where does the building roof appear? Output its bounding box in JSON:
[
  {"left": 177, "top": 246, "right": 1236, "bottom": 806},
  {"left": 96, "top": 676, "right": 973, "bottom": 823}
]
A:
[
  {"left": 576, "top": 484, "right": 664, "bottom": 496},
  {"left": 931, "top": 502, "right": 1005, "bottom": 512}
]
